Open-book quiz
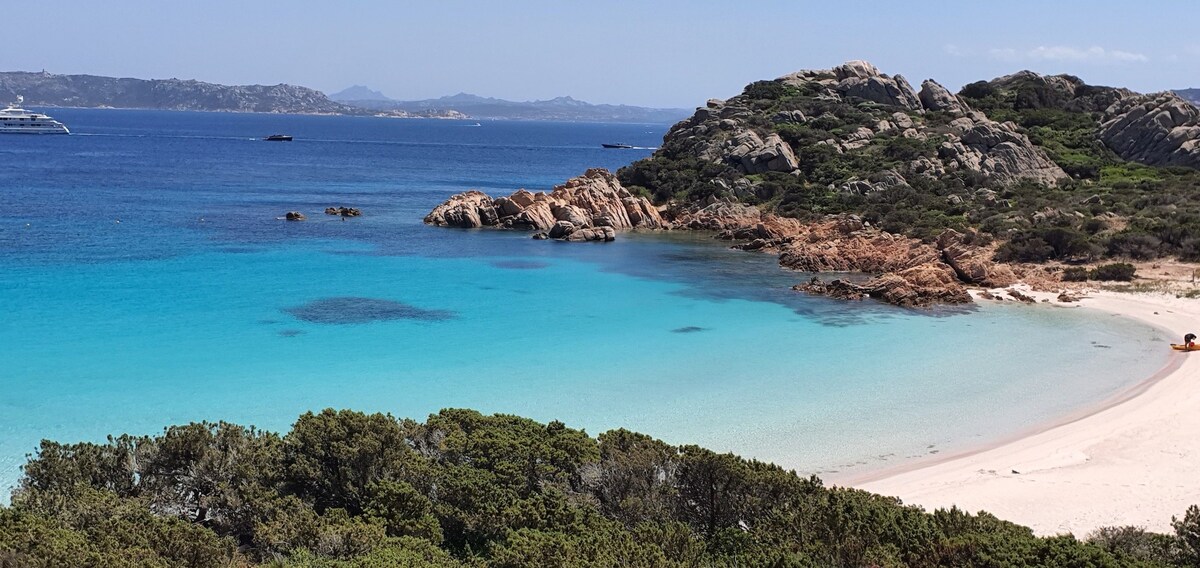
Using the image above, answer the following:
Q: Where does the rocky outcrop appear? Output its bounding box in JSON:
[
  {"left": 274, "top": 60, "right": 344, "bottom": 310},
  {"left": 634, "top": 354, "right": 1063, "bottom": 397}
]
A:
[
  {"left": 918, "top": 80, "right": 969, "bottom": 115},
  {"left": 725, "top": 130, "right": 799, "bottom": 174},
  {"left": 325, "top": 206, "right": 362, "bottom": 217},
  {"left": 976, "top": 71, "right": 1132, "bottom": 113},
  {"left": 776, "top": 219, "right": 941, "bottom": 274},
  {"left": 1099, "top": 92, "right": 1200, "bottom": 169},
  {"left": 937, "top": 229, "right": 1016, "bottom": 287},
  {"left": 795, "top": 263, "right": 972, "bottom": 308},
  {"left": 933, "top": 112, "right": 1069, "bottom": 185},
  {"left": 671, "top": 206, "right": 993, "bottom": 306},
  {"left": 644, "top": 60, "right": 1068, "bottom": 189},
  {"left": 838, "top": 170, "right": 910, "bottom": 195},
  {"left": 671, "top": 201, "right": 803, "bottom": 240},
  {"left": 963, "top": 71, "right": 1200, "bottom": 170},
  {"left": 424, "top": 169, "right": 663, "bottom": 242},
  {"left": 425, "top": 191, "right": 498, "bottom": 228},
  {"left": 833, "top": 61, "right": 923, "bottom": 111},
  {"left": 779, "top": 60, "right": 923, "bottom": 111},
  {"left": 284, "top": 211, "right": 306, "bottom": 221}
]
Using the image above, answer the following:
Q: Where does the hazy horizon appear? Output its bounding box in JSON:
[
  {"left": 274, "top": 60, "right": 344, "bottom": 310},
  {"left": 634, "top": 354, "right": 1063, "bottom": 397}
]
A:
[{"left": 3, "top": 1, "right": 1196, "bottom": 108}]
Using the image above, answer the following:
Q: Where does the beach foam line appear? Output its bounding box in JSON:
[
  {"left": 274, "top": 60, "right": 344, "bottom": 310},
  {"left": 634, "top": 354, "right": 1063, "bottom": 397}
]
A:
[{"left": 851, "top": 288, "right": 1200, "bottom": 536}]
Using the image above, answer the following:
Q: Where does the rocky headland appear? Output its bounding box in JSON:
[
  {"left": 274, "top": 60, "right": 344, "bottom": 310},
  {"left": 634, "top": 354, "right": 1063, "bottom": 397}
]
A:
[{"left": 427, "top": 61, "right": 1200, "bottom": 307}]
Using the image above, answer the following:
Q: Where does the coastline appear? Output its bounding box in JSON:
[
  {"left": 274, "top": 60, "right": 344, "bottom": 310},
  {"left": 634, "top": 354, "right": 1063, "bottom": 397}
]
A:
[{"left": 852, "top": 286, "right": 1200, "bottom": 536}]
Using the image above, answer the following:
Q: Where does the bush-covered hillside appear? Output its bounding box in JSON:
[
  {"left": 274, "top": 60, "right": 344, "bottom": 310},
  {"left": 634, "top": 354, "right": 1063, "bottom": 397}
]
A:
[
  {"left": 619, "top": 62, "right": 1200, "bottom": 263},
  {"left": 3, "top": 408, "right": 1200, "bottom": 567}
]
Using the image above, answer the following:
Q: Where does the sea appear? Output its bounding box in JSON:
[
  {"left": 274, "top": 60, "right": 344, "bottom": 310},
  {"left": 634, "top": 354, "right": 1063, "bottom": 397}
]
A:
[{"left": 0, "top": 109, "right": 1168, "bottom": 496}]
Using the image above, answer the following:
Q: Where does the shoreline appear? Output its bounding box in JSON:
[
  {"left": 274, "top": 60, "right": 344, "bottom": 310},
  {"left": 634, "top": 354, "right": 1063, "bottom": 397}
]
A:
[{"left": 851, "top": 286, "right": 1200, "bottom": 536}]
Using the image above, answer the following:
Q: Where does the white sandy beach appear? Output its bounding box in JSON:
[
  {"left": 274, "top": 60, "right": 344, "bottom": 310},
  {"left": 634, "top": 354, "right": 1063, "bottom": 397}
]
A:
[{"left": 854, "top": 288, "right": 1200, "bottom": 536}]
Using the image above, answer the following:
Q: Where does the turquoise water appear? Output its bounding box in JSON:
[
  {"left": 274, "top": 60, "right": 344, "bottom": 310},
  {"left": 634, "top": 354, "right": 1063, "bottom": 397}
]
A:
[{"left": 0, "top": 110, "right": 1168, "bottom": 495}]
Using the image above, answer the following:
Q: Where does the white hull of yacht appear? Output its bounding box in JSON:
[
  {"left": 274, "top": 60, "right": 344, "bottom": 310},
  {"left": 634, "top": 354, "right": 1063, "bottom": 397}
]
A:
[
  {"left": 0, "top": 97, "right": 70, "bottom": 134},
  {"left": 0, "top": 124, "right": 70, "bottom": 134}
]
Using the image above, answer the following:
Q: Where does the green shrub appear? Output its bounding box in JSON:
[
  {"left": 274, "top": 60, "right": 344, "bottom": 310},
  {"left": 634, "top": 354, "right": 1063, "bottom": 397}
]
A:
[
  {"left": 1061, "top": 267, "right": 1090, "bottom": 281},
  {"left": 1089, "top": 263, "right": 1137, "bottom": 281}
]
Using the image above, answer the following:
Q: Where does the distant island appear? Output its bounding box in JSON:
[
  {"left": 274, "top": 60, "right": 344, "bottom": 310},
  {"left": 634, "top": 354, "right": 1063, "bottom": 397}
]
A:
[
  {"left": 330, "top": 86, "right": 692, "bottom": 123},
  {"left": 0, "top": 71, "right": 462, "bottom": 118},
  {"left": 1177, "top": 88, "right": 1200, "bottom": 106}
]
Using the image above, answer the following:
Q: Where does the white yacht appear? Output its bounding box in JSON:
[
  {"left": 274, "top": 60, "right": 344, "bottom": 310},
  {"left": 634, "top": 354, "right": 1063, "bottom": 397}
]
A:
[{"left": 0, "top": 96, "right": 69, "bottom": 134}]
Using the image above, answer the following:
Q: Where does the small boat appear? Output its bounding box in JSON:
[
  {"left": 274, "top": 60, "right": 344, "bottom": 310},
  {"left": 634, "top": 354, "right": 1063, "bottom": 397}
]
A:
[
  {"left": 263, "top": 134, "right": 293, "bottom": 141},
  {"left": 1171, "top": 344, "right": 1200, "bottom": 352},
  {"left": 601, "top": 143, "right": 634, "bottom": 149}
]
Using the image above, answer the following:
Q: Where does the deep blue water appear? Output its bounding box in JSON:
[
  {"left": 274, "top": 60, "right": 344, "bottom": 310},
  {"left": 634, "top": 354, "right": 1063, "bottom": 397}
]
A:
[{"left": 0, "top": 109, "right": 1167, "bottom": 495}]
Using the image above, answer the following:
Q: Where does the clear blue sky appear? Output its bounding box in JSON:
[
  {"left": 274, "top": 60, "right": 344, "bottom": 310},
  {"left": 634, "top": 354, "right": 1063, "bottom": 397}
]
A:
[{"left": 3, "top": 1, "right": 1194, "bottom": 108}]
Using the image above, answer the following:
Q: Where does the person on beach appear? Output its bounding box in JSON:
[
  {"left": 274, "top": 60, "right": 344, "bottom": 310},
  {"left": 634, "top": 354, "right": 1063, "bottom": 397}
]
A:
[{"left": 1186, "top": 333, "right": 1196, "bottom": 349}]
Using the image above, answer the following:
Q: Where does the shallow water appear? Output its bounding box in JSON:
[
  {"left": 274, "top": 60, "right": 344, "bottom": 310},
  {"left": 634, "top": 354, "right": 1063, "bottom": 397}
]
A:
[{"left": 0, "top": 109, "right": 1167, "bottom": 494}]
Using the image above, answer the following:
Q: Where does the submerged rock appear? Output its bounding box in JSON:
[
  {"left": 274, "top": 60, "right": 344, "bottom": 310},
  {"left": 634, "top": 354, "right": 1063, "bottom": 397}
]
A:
[
  {"left": 285, "top": 297, "right": 455, "bottom": 324},
  {"left": 325, "top": 206, "right": 362, "bottom": 217}
]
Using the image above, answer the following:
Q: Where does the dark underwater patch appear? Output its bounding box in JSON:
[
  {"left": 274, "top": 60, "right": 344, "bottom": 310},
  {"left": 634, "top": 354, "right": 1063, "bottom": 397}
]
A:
[
  {"left": 285, "top": 297, "right": 456, "bottom": 324},
  {"left": 671, "top": 326, "right": 708, "bottom": 333},
  {"left": 491, "top": 260, "right": 550, "bottom": 270},
  {"left": 278, "top": 329, "right": 305, "bottom": 337}
]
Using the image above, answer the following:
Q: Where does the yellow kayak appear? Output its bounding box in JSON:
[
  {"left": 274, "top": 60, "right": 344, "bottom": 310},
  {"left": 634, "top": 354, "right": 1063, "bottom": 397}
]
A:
[{"left": 1171, "top": 344, "right": 1200, "bottom": 351}]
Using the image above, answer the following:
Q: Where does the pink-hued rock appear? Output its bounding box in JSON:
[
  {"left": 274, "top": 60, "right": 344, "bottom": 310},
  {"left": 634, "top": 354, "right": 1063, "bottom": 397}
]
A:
[{"left": 424, "top": 169, "right": 663, "bottom": 241}]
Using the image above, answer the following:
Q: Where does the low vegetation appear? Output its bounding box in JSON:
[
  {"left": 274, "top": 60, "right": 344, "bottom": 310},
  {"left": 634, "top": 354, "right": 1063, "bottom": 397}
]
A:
[{"left": 2, "top": 408, "right": 1200, "bottom": 567}]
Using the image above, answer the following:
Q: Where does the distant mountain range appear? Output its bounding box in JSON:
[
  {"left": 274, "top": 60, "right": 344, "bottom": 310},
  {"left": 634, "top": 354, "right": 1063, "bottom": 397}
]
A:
[
  {"left": 1177, "top": 88, "right": 1200, "bottom": 106},
  {"left": 330, "top": 87, "right": 692, "bottom": 123},
  {"left": 0, "top": 72, "right": 691, "bottom": 122},
  {"left": 0, "top": 72, "right": 457, "bottom": 117},
  {"left": 329, "top": 85, "right": 391, "bottom": 102}
]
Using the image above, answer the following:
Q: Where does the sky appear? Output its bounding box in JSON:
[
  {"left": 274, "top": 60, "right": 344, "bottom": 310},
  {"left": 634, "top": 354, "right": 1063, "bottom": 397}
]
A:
[{"left": 2, "top": 1, "right": 1195, "bottom": 108}]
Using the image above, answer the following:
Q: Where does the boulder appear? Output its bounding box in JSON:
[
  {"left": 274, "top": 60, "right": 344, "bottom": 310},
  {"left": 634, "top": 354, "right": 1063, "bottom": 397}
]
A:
[
  {"left": 550, "top": 203, "right": 590, "bottom": 227},
  {"left": 918, "top": 80, "right": 969, "bottom": 114},
  {"left": 828, "top": 61, "right": 922, "bottom": 110},
  {"left": 1099, "top": 92, "right": 1200, "bottom": 169},
  {"left": 937, "top": 120, "right": 1068, "bottom": 185},
  {"left": 423, "top": 190, "right": 495, "bottom": 228},
  {"left": 566, "top": 226, "right": 616, "bottom": 242},
  {"left": 725, "top": 130, "right": 799, "bottom": 174},
  {"left": 839, "top": 170, "right": 909, "bottom": 195},
  {"left": 547, "top": 220, "right": 575, "bottom": 239},
  {"left": 285, "top": 211, "right": 306, "bottom": 221},
  {"left": 936, "top": 229, "right": 1016, "bottom": 287},
  {"left": 509, "top": 203, "right": 556, "bottom": 231},
  {"left": 325, "top": 206, "right": 362, "bottom": 217}
]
